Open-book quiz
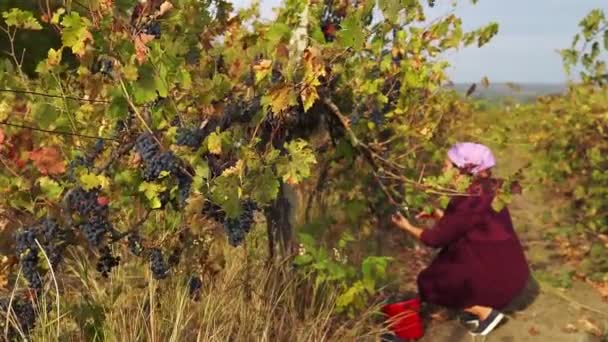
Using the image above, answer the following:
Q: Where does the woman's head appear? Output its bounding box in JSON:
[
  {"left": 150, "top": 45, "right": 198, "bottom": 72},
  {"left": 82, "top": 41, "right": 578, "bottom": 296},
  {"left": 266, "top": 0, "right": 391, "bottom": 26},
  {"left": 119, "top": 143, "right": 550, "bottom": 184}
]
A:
[{"left": 446, "top": 142, "right": 496, "bottom": 178}]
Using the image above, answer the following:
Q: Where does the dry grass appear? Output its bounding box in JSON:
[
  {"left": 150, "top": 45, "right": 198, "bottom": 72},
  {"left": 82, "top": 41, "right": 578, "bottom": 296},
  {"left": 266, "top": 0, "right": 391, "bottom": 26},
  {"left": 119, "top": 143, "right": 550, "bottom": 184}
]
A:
[{"left": 2, "top": 242, "right": 389, "bottom": 342}]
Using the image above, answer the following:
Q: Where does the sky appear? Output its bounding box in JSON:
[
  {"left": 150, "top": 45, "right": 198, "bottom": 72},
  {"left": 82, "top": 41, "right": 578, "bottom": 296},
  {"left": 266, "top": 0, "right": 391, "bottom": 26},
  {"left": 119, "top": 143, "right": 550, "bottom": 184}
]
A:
[{"left": 232, "top": 0, "right": 608, "bottom": 84}]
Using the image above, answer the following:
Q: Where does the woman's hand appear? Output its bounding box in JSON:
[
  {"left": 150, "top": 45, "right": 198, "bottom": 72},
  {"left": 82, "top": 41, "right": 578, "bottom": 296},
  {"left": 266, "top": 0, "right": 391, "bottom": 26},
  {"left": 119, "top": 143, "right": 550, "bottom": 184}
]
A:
[
  {"left": 391, "top": 212, "right": 412, "bottom": 231},
  {"left": 415, "top": 208, "right": 444, "bottom": 221},
  {"left": 391, "top": 212, "right": 424, "bottom": 240}
]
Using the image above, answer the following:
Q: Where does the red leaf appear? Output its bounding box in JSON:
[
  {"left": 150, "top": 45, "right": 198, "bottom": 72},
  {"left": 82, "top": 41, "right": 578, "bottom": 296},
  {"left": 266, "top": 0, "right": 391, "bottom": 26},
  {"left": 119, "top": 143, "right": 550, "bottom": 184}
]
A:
[
  {"left": 29, "top": 147, "right": 66, "bottom": 175},
  {"left": 0, "top": 128, "right": 5, "bottom": 145}
]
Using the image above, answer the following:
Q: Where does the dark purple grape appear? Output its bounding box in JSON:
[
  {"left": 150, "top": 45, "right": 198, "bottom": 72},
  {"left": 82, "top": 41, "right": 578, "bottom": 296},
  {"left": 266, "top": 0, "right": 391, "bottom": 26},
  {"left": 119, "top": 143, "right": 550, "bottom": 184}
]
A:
[
  {"left": 143, "top": 21, "right": 161, "bottom": 38},
  {"left": 176, "top": 127, "right": 205, "bottom": 148},
  {"left": 96, "top": 246, "right": 120, "bottom": 278},
  {"left": 149, "top": 248, "right": 169, "bottom": 280},
  {"left": 223, "top": 200, "right": 257, "bottom": 247},
  {"left": 187, "top": 274, "right": 203, "bottom": 300}
]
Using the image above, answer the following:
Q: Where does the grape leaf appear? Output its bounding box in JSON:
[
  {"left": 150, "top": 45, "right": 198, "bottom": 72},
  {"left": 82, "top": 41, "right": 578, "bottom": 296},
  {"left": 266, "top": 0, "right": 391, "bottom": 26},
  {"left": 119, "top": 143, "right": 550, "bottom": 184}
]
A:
[
  {"left": 32, "top": 102, "right": 59, "bottom": 129},
  {"left": 80, "top": 173, "right": 111, "bottom": 191},
  {"left": 37, "top": 176, "right": 64, "bottom": 200},
  {"left": 337, "top": 13, "right": 364, "bottom": 50},
  {"left": 210, "top": 174, "right": 241, "bottom": 218},
  {"left": 207, "top": 132, "right": 223, "bottom": 155},
  {"left": 253, "top": 59, "right": 272, "bottom": 83},
  {"left": 60, "top": 12, "right": 93, "bottom": 57},
  {"left": 2, "top": 9, "right": 42, "bottom": 30},
  {"left": 262, "top": 85, "right": 297, "bottom": 114},
  {"left": 131, "top": 64, "right": 158, "bottom": 104},
  {"left": 138, "top": 182, "right": 166, "bottom": 209},
  {"left": 29, "top": 147, "right": 66, "bottom": 175},
  {"left": 246, "top": 168, "right": 279, "bottom": 204},
  {"left": 277, "top": 139, "right": 317, "bottom": 184}
]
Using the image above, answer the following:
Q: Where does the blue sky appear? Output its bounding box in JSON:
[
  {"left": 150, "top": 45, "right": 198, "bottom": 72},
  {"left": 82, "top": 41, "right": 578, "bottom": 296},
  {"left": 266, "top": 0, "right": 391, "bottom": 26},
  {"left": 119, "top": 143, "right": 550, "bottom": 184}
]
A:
[{"left": 233, "top": 0, "right": 607, "bottom": 84}]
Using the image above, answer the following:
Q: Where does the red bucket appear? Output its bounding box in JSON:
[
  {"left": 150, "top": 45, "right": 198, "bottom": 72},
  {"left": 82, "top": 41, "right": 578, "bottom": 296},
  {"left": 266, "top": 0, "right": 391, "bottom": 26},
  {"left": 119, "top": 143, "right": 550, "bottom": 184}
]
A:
[{"left": 382, "top": 297, "right": 424, "bottom": 340}]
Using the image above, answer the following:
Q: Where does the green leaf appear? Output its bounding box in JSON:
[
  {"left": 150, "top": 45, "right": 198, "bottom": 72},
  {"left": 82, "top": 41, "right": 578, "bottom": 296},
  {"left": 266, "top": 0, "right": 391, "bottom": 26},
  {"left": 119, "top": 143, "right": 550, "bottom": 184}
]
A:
[
  {"left": 37, "top": 176, "right": 64, "bottom": 200},
  {"left": 293, "top": 254, "right": 314, "bottom": 266},
  {"left": 378, "top": 0, "right": 400, "bottom": 24},
  {"left": 107, "top": 94, "right": 129, "bottom": 120},
  {"left": 266, "top": 22, "right": 291, "bottom": 45},
  {"left": 246, "top": 168, "right": 279, "bottom": 204},
  {"left": 51, "top": 8, "right": 65, "bottom": 25},
  {"left": 60, "top": 12, "right": 92, "bottom": 56},
  {"left": 209, "top": 174, "right": 241, "bottom": 218},
  {"left": 138, "top": 182, "right": 166, "bottom": 209},
  {"left": 337, "top": 13, "right": 364, "bottom": 50},
  {"left": 131, "top": 64, "right": 158, "bottom": 104},
  {"left": 276, "top": 139, "right": 317, "bottom": 185},
  {"left": 178, "top": 69, "right": 192, "bottom": 90},
  {"left": 191, "top": 164, "right": 210, "bottom": 192},
  {"left": 2, "top": 9, "right": 42, "bottom": 30},
  {"left": 33, "top": 102, "right": 59, "bottom": 129}
]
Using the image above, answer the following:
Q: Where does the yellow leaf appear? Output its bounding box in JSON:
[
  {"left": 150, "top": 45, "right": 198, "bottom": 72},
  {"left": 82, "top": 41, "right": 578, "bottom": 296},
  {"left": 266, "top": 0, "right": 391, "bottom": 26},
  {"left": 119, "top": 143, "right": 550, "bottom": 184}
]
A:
[
  {"left": 265, "top": 85, "right": 297, "bottom": 114},
  {"left": 79, "top": 172, "right": 110, "bottom": 190},
  {"left": 222, "top": 159, "right": 243, "bottom": 177},
  {"left": 47, "top": 48, "right": 62, "bottom": 67},
  {"left": 253, "top": 59, "right": 272, "bottom": 83},
  {"left": 207, "top": 132, "right": 222, "bottom": 155},
  {"left": 301, "top": 85, "right": 318, "bottom": 112}
]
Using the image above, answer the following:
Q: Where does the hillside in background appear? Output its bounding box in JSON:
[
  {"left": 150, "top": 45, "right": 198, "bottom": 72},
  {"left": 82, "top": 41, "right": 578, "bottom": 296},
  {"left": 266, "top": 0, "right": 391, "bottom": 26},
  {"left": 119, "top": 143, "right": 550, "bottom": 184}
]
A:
[{"left": 450, "top": 83, "right": 567, "bottom": 102}]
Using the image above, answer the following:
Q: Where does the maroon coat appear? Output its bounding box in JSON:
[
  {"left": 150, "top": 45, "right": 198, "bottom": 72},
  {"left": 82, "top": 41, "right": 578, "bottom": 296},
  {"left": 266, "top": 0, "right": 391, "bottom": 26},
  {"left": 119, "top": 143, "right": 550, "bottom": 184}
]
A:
[{"left": 417, "top": 178, "right": 530, "bottom": 310}]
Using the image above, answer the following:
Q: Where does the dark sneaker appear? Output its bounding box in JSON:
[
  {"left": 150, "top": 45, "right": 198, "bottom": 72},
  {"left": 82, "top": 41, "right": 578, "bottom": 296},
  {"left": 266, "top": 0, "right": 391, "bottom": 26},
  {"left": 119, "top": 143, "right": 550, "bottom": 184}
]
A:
[
  {"left": 469, "top": 309, "right": 505, "bottom": 336},
  {"left": 459, "top": 312, "right": 480, "bottom": 329}
]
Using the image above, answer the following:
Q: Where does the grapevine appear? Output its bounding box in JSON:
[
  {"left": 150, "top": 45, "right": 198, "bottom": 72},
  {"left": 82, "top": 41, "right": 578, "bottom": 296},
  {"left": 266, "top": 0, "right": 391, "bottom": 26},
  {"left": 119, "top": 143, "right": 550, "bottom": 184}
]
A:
[{"left": 0, "top": 0, "right": 505, "bottom": 337}]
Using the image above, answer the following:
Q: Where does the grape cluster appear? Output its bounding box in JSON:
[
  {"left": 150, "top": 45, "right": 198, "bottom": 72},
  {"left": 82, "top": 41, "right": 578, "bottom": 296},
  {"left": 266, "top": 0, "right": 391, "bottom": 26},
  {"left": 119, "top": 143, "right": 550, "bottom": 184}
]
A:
[
  {"left": 187, "top": 274, "right": 203, "bottom": 300},
  {"left": 371, "top": 109, "right": 385, "bottom": 126},
  {"left": 223, "top": 200, "right": 257, "bottom": 247},
  {"left": 175, "top": 127, "right": 206, "bottom": 148},
  {"left": 92, "top": 57, "right": 114, "bottom": 77},
  {"left": 149, "top": 248, "right": 169, "bottom": 280},
  {"left": 142, "top": 21, "right": 161, "bottom": 38},
  {"left": 67, "top": 138, "right": 107, "bottom": 179},
  {"left": 176, "top": 171, "right": 192, "bottom": 206},
  {"left": 143, "top": 151, "right": 178, "bottom": 181},
  {"left": 135, "top": 134, "right": 179, "bottom": 181},
  {"left": 67, "top": 187, "right": 112, "bottom": 247},
  {"left": 14, "top": 218, "right": 71, "bottom": 291},
  {"left": 96, "top": 246, "right": 120, "bottom": 278},
  {"left": 0, "top": 297, "right": 36, "bottom": 337},
  {"left": 39, "top": 218, "right": 68, "bottom": 269},
  {"left": 15, "top": 229, "right": 42, "bottom": 290},
  {"left": 135, "top": 133, "right": 193, "bottom": 204}
]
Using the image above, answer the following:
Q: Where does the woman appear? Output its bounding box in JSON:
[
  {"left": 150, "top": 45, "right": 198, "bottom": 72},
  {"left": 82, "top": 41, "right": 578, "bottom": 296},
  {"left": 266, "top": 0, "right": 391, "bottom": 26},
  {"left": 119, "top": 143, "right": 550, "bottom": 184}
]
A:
[{"left": 391, "top": 142, "right": 530, "bottom": 337}]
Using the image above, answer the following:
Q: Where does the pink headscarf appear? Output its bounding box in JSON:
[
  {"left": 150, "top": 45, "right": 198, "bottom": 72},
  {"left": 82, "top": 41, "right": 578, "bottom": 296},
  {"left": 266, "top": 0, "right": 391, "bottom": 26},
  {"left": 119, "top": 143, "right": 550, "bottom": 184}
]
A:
[{"left": 447, "top": 142, "right": 496, "bottom": 175}]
